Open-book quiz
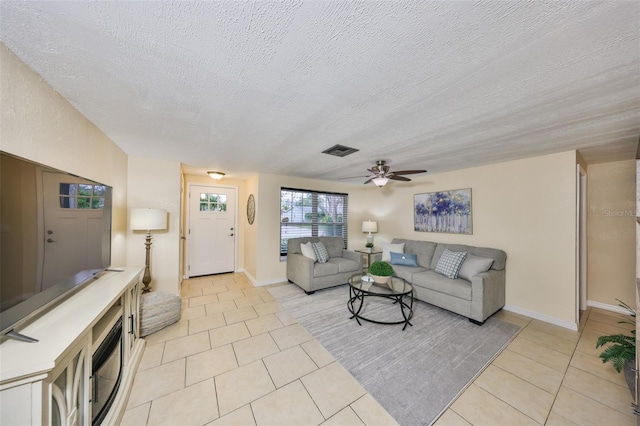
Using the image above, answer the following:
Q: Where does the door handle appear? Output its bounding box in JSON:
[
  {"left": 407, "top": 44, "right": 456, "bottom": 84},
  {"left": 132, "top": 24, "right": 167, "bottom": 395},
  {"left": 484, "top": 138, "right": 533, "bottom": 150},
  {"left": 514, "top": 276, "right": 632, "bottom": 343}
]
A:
[
  {"left": 47, "top": 238, "right": 57, "bottom": 243},
  {"left": 229, "top": 233, "right": 234, "bottom": 237}
]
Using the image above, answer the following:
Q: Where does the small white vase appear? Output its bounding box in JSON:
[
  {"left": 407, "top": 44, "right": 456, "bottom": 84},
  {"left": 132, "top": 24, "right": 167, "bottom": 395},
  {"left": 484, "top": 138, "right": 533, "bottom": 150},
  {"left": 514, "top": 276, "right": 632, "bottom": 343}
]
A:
[{"left": 370, "top": 275, "right": 390, "bottom": 285}]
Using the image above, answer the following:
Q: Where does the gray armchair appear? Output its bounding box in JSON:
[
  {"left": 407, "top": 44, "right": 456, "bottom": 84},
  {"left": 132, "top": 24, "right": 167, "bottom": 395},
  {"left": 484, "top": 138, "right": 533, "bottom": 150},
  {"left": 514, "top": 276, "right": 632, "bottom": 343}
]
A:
[{"left": 286, "top": 237, "right": 362, "bottom": 294}]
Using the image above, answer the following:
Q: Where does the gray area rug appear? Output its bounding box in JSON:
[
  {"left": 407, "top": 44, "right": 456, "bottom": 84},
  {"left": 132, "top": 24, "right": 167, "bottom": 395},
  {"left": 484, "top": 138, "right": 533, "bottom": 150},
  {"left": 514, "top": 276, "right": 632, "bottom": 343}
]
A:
[{"left": 269, "top": 284, "right": 520, "bottom": 426}]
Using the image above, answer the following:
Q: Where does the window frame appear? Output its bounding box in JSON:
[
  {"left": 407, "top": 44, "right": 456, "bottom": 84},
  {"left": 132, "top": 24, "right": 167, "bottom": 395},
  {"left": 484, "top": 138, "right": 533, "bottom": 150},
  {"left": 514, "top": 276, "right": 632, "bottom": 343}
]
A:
[{"left": 280, "top": 187, "right": 348, "bottom": 258}]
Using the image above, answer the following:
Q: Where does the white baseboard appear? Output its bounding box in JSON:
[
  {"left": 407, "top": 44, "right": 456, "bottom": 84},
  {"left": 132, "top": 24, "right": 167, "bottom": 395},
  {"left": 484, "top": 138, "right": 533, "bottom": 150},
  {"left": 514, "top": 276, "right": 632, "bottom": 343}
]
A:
[
  {"left": 239, "top": 270, "right": 288, "bottom": 287},
  {"left": 255, "top": 277, "right": 288, "bottom": 287},
  {"left": 503, "top": 305, "right": 578, "bottom": 331},
  {"left": 588, "top": 300, "right": 634, "bottom": 316}
]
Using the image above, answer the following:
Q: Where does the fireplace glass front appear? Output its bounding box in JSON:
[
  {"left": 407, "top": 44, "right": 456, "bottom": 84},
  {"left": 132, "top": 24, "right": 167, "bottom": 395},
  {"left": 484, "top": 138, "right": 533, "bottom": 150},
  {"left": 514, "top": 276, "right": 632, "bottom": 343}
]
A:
[{"left": 91, "top": 317, "right": 123, "bottom": 425}]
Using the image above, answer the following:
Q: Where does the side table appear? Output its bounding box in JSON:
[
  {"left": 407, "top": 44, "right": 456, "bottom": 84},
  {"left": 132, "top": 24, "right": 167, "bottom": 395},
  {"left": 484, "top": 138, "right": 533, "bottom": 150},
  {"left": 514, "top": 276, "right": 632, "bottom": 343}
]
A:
[{"left": 354, "top": 248, "right": 382, "bottom": 272}]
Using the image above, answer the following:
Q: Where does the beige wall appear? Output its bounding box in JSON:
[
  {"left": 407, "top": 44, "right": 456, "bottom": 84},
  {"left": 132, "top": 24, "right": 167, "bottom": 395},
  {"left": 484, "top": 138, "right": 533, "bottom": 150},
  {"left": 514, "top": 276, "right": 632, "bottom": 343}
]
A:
[
  {"left": 246, "top": 151, "right": 576, "bottom": 327},
  {"left": 1, "top": 43, "right": 129, "bottom": 266},
  {"left": 251, "top": 174, "right": 356, "bottom": 284},
  {"left": 351, "top": 151, "right": 579, "bottom": 327},
  {"left": 249, "top": 152, "right": 579, "bottom": 327},
  {"left": 127, "top": 157, "right": 182, "bottom": 295},
  {"left": 587, "top": 160, "right": 636, "bottom": 308},
  {"left": 243, "top": 175, "right": 260, "bottom": 281}
]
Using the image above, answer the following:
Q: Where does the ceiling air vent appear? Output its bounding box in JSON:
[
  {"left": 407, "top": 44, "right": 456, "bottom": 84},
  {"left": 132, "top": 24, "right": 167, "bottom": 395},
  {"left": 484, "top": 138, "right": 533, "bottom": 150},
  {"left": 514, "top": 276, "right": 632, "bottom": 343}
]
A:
[{"left": 322, "top": 144, "right": 359, "bottom": 157}]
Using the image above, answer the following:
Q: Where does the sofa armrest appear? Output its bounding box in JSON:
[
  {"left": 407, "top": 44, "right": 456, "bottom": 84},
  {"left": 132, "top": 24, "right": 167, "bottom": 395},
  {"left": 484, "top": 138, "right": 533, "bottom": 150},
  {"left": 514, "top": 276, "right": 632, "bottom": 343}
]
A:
[
  {"left": 470, "top": 269, "right": 506, "bottom": 322},
  {"left": 286, "top": 253, "right": 315, "bottom": 292},
  {"left": 342, "top": 249, "right": 363, "bottom": 269}
]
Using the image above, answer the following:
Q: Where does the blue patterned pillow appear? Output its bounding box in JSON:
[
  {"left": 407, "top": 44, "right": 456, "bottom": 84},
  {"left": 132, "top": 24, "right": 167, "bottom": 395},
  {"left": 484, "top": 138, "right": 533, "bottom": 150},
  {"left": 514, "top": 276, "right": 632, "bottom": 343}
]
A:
[
  {"left": 312, "top": 242, "right": 329, "bottom": 263},
  {"left": 435, "top": 249, "right": 468, "bottom": 279},
  {"left": 390, "top": 252, "right": 418, "bottom": 267}
]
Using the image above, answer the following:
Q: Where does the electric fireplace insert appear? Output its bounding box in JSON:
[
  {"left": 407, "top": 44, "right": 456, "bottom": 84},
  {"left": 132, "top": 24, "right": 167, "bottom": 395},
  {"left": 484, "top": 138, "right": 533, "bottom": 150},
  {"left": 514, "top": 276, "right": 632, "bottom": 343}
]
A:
[{"left": 91, "top": 317, "right": 123, "bottom": 425}]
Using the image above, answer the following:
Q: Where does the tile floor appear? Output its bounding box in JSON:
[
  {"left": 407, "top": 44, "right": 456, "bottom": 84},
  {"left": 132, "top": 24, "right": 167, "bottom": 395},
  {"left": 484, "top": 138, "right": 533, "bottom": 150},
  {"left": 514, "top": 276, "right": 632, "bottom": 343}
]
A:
[{"left": 122, "top": 273, "right": 636, "bottom": 425}]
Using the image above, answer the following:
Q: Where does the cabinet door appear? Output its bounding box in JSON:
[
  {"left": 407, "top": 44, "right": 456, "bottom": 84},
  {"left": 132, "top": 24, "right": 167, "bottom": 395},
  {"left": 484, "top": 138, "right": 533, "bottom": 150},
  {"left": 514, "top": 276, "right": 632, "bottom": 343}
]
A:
[
  {"left": 50, "top": 340, "right": 90, "bottom": 426},
  {"left": 123, "top": 279, "right": 141, "bottom": 362}
]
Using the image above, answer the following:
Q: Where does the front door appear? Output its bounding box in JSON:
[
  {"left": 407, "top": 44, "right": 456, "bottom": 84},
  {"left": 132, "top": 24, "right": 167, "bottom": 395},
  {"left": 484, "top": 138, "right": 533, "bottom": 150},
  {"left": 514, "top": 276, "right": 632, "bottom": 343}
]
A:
[{"left": 188, "top": 184, "right": 236, "bottom": 277}]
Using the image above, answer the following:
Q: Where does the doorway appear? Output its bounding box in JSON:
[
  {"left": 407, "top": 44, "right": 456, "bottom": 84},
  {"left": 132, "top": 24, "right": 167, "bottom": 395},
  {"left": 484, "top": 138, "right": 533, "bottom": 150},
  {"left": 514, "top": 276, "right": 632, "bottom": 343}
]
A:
[
  {"left": 576, "top": 165, "right": 587, "bottom": 324},
  {"left": 187, "top": 184, "right": 237, "bottom": 277}
]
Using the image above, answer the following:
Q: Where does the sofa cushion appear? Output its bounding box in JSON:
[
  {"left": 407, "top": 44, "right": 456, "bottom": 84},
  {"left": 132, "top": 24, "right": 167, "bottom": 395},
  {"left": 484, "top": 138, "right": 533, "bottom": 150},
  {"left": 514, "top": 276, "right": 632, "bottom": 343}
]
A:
[
  {"left": 382, "top": 243, "right": 404, "bottom": 261},
  {"left": 392, "top": 264, "right": 428, "bottom": 282},
  {"left": 312, "top": 242, "right": 329, "bottom": 263},
  {"left": 327, "top": 257, "right": 360, "bottom": 273},
  {"left": 318, "top": 237, "right": 345, "bottom": 258},
  {"left": 300, "top": 241, "right": 317, "bottom": 262},
  {"left": 287, "top": 237, "right": 346, "bottom": 258},
  {"left": 431, "top": 243, "right": 506, "bottom": 271},
  {"left": 392, "top": 238, "right": 437, "bottom": 268},
  {"left": 313, "top": 261, "right": 339, "bottom": 277},
  {"left": 390, "top": 252, "right": 419, "bottom": 267},
  {"left": 458, "top": 254, "right": 494, "bottom": 281},
  {"left": 435, "top": 248, "right": 468, "bottom": 279},
  {"left": 412, "top": 270, "right": 472, "bottom": 301}
]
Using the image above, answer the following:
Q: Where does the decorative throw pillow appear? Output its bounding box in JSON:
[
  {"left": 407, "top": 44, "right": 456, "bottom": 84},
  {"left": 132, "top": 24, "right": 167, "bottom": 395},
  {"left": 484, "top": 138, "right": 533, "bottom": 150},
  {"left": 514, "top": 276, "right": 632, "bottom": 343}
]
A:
[
  {"left": 458, "top": 254, "right": 494, "bottom": 281},
  {"left": 300, "top": 241, "right": 317, "bottom": 262},
  {"left": 435, "top": 248, "right": 468, "bottom": 279},
  {"left": 382, "top": 243, "right": 405, "bottom": 262},
  {"left": 390, "top": 251, "right": 419, "bottom": 267},
  {"left": 312, "top": 242, "right": 330, "bottom": 264}
]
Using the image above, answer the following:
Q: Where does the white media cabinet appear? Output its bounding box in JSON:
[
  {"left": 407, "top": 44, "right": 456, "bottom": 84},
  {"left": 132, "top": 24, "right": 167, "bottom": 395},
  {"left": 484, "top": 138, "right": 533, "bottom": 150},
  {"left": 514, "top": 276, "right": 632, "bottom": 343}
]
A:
[{"left": 0, "top": 267, "right": 145, "bottom": 425}]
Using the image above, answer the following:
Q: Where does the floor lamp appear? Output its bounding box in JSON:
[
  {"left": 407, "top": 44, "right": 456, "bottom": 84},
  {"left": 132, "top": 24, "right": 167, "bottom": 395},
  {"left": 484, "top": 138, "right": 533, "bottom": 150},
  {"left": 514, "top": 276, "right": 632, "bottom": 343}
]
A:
[{"left": 130, "top": 208, "right": 167, "bottom": 293}]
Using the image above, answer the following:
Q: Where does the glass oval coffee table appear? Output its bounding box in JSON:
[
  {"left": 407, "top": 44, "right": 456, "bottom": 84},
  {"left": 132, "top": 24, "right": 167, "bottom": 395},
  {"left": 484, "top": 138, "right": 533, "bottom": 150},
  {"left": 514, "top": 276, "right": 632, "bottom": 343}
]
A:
[{"left": 347, "top": 274, "right": 414, "bottom": 330}]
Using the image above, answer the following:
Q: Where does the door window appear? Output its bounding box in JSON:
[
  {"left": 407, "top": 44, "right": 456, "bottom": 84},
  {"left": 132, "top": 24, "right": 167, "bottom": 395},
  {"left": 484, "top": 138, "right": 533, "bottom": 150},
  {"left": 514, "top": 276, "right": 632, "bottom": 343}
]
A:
[
  {"left": 59, "top": 183, "right": 106, "bottom": 209},
  {"left": 199, "top": 193, "right": 227, "bottom": 212}
]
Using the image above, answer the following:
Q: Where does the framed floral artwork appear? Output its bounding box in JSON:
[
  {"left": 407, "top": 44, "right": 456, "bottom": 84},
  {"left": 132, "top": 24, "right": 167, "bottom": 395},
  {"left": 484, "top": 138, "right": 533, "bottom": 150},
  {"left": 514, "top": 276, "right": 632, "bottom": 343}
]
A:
[{"left": 414, "top": 188, "right": 472, "bottom": 234}]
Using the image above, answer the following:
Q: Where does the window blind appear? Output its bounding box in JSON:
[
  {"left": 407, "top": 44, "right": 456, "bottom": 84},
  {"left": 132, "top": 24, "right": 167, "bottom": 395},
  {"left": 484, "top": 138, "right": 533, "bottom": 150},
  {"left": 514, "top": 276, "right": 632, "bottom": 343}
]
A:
[{"left": 280, "top": 187, "right": 348, "bottom": 256}]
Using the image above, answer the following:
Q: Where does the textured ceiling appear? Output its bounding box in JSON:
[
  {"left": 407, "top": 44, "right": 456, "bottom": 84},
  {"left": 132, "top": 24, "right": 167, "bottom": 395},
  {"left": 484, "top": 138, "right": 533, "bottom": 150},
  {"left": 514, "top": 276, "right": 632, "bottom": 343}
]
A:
[{"left": 1, "top": 1, "right": 639, "bottom": 183}]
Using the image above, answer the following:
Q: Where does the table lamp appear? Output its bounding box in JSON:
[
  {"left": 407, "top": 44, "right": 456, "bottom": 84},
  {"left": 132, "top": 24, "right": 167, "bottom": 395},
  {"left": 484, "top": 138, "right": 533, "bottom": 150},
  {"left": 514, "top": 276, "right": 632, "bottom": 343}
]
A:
[{"left": 362, "top": 220, "right": 378, "bottom": 248}]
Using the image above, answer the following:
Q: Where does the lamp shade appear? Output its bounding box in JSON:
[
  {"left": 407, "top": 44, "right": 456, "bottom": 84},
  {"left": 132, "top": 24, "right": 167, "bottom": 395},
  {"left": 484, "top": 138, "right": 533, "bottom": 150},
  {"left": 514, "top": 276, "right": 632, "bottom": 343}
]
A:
[
  {"left": 371, "top": 177, "right": 389, "bottom": 187},
  {"left": 362, "top": 220, "right": 378, "bottom": 233},
  {"left": 130, "top": 208, "right": 167, "bottom": 231}
]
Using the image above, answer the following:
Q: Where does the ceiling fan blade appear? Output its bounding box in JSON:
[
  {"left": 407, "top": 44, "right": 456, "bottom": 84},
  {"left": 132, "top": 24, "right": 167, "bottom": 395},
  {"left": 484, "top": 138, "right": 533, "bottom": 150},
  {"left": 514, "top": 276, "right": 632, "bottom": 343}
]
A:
[
  {"left": 389, "top": 175, "right": 411, "bottom": 181},
  {"left": 388, "top": 169, "right": 427, "bottom": 176},
  {"left": 338, "top": 175, "right": 372, "bottom": 180},
  {"left": 363, "top": 178, "right": 373, "bottom": 185},
  {"left": 368, "top": 167, "right": 379, "bottom": 174}
]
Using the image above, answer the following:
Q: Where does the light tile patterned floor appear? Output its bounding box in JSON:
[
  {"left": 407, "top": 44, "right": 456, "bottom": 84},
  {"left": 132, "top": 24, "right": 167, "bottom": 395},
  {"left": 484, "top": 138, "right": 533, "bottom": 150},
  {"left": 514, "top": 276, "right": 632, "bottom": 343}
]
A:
[{"left": 123, "top": 273, "right": 636, "bottom": 425}]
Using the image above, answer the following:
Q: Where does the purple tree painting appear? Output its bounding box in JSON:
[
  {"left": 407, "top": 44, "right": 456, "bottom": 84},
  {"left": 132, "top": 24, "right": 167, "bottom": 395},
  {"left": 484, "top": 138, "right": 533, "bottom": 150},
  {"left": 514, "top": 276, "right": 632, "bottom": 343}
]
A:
[{"left": 414, "top": 189, "right": 472, "bottom": 234}]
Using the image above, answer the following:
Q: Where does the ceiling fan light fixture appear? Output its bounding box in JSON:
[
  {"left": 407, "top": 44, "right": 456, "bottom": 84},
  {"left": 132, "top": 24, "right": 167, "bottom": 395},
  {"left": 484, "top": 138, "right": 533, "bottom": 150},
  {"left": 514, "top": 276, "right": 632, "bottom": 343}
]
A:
[
  {"left": 372, "top": 177, "right": 389, "bottom": 187},
  {"left": 207, "top": 171, "right": 225, "bottom": 180}
]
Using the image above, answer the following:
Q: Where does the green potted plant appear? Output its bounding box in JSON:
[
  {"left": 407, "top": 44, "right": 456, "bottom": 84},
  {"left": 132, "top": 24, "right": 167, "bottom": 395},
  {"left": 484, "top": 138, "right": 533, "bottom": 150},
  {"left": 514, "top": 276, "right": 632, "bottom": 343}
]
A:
[
  {"left": 596, "top": 299, "right": 636, "bottom": 395},
  {"left": 368, "top": 261, "right": 394, "bottom": 284}
]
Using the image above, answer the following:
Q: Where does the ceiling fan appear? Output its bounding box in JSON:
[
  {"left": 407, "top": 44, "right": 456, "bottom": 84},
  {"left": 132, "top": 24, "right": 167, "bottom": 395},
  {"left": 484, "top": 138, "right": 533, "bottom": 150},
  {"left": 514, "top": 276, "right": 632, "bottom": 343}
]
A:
[{"left": 341, "top": 160, "right": 427, "bottom": 187}]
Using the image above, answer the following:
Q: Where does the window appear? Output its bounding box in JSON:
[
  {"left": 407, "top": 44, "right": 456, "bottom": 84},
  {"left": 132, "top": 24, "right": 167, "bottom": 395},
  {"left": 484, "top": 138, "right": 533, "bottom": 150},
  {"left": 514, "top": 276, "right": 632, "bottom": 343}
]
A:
[
  {"left": 59, "top": 183, "right": 106, "bottom": 209},
  {"left": 280, "top": 187, "right": 348, "bottom": 256},
  {"left": 199, "top": 193, "right": 227, "bottom": 212}
]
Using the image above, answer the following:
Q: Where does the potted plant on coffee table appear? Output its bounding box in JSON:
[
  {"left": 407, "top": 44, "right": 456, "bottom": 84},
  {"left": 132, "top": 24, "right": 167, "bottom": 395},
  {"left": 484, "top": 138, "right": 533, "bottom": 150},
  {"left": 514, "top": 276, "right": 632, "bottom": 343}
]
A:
[
  {"left": 596, "top": 299, "right": 636, "bottom": 395},
  {"left": 368, "top": 261, "right": 394, "bottom": 285}
]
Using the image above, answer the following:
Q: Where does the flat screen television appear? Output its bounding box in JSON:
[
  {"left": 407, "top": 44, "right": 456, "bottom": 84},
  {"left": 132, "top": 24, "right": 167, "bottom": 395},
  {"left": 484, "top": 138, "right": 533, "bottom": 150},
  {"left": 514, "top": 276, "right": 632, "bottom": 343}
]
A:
[{"left": 0, "top": 151, "right": 113, "bottom": 340}]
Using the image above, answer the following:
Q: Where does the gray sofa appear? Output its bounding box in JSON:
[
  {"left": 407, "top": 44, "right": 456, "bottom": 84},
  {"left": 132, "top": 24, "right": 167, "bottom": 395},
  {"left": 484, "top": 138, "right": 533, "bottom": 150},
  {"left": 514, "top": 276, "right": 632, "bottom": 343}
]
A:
[
  {"left": 286, "top": 237, "right": 362, "bottom": 294},
  {"left": 374, "top": 238, "right": 507, "bottom": 324}
]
